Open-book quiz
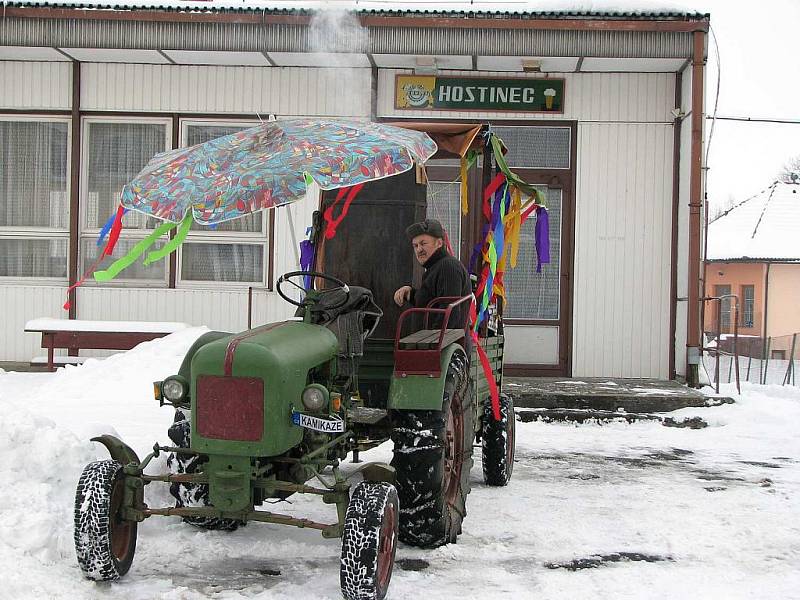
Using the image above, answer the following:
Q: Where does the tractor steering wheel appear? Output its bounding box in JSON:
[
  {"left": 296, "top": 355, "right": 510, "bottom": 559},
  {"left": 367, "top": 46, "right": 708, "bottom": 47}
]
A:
[{"left": 276, "top": 270, "right": 351, "bottom": 310}]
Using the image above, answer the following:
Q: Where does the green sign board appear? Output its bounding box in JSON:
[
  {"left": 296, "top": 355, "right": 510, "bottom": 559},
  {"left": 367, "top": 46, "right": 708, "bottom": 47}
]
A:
[{"left": 395, "top": 75, "right": 564, "bottom": 113}]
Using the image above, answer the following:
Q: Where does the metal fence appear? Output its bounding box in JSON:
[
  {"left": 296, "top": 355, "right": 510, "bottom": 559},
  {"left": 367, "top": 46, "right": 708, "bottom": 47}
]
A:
[{"left": 703, "top": 332, "right": 799, "bottom": 388}]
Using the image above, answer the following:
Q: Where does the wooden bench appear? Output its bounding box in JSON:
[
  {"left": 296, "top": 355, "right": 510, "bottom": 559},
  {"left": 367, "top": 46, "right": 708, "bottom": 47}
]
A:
[
  {"left": 24, "top": 318, "right": 190, "bottom": 372},
  {"left": 398, "top": 328, "right": 465, "bottom": 350}
]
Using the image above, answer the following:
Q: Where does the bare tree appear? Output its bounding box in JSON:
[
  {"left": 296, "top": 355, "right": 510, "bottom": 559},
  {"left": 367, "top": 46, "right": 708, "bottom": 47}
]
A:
[
  {"left": 778, "top": 155, "right": 800, "bottom": 183},
  {"left": 709, "top": 193, "right": 737, "bottom": 222}
]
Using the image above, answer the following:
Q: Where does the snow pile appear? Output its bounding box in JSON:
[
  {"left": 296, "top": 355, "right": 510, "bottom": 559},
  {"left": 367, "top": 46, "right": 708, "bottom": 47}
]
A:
[
  {"left": 0, "top": 327, "right": 208, "bottom": 575},
  {"left": 0, "top": 408, "right": 95, "bottom": 562}
]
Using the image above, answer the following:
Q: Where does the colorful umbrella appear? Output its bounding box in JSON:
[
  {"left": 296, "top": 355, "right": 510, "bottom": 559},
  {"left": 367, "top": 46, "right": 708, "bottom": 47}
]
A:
[{"left": 120, "top": 118, "right": 438, "bottom": 225}]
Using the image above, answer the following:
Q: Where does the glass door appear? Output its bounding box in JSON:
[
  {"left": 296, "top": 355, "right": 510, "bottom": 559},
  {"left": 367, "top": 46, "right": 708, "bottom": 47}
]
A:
[{"left": 492, "top": 124, "right": 575, "bottom": 376}]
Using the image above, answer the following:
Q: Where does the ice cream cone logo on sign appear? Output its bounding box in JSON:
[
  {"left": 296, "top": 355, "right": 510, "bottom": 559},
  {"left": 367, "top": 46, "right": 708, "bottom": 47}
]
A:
[
  {"left": 544, "top": 88, "right": 557, "bottom": 110},
  {"left": 397, "top": 75, "right": 435, "bottom": 109}
]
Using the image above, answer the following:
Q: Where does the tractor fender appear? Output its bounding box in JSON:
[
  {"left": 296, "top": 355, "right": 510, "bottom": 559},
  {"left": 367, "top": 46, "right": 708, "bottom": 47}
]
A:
[
  {"left": 388, "top": 343, "right": 467, "bottom": 411},
  {"left": 90, "top": 434, "right": 141, "bottom": 467}
]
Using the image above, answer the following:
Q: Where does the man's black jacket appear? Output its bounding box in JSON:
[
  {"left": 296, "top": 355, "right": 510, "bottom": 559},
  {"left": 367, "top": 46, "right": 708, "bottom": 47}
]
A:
[{"left": 410, "top": 247, "right": 471, "bottom": 329}]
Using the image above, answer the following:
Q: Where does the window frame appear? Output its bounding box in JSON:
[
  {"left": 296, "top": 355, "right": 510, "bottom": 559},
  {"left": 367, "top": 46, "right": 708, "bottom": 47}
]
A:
[
  {"left": 741, "top": 284, "right": 755, "bottom": 328},
  {"left": 175, "top": 118, "right": 271, "bottom": 289},
  {"left": 0, "top": 115, "right": 72, "bottom": 283},
  {"left": 713, "top": 284, "right": 732, "bottom": 331},
  {"left": 78, "top": 115, "right": 173, "bottom": 287}
]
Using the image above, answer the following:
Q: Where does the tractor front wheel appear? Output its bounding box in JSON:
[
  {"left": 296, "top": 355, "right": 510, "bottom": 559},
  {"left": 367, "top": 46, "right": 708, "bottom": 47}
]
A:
[
  {"left": 481, "top": 393, "right": 516, "bottom": 486},
  {"left": 74, "top": 460, "right": 137, "bottom": 581},
  {"left": 340, "top": 481, "right": 399, "bottom": 600},
  {"left": 390, "top": 351, "right": 475, "bottom": 547}
]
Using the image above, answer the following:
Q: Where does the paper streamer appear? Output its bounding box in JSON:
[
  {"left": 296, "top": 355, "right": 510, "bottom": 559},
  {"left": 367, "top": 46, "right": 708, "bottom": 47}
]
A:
[
  {"left": 143, "top": 212, "right": 192, "bottom": 265},
  {"left": 94, "top": 220, "right": 177, "bottom": 282}
]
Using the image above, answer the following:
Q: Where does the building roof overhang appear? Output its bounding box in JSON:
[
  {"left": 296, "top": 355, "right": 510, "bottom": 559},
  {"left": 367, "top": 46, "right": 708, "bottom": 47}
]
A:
[{"left": 1, "top": 1, "right": 709, "bottom": 68}]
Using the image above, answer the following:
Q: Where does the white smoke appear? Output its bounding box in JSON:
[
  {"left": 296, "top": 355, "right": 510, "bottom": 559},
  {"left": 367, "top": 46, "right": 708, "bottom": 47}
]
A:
[
  {"left": 307, "top": 7, "right": 371, "bottom": 119},
  {"left": 308, "top": 7, "right": 369, "bottom": 54}
]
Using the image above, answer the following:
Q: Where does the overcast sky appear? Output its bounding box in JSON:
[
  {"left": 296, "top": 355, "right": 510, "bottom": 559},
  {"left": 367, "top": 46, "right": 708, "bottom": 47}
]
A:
[{"left": 687, "top": 0, "right": 800, "bottom": 208}]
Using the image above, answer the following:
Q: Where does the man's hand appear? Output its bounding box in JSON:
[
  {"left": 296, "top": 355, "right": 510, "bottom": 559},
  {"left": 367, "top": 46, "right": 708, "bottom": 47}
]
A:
[{"left": 393, "top": 285, "right": 412, "bottom": 307}]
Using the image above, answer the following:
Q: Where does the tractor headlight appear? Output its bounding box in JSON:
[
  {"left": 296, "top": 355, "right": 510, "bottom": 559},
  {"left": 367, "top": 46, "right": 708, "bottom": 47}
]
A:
[
  {"left": 301, "top": 384, "right": 329, "bottom": 412},
  {"left": 162, "top": 376, "right": 188, "bottom": 402}
]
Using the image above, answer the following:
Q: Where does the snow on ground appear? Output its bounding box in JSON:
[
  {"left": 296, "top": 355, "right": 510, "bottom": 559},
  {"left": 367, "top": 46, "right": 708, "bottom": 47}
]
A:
[{"left": 1, "top": 329, "right": 799, "bottom": 599}]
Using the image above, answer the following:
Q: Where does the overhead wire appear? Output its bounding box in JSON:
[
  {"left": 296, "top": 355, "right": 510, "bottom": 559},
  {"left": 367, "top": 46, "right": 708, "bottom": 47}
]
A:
[{"left": 704, "top": 24, "right": 721, "bottom": 171}]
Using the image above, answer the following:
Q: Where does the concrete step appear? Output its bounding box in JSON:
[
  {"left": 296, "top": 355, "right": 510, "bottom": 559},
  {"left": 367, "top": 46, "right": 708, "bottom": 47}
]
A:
[
  {"left": 505, "top": 377, "right": 733, "bottom": 414},
  {"left": 516, "top": 408, "right": 710, "bottom": 429}
]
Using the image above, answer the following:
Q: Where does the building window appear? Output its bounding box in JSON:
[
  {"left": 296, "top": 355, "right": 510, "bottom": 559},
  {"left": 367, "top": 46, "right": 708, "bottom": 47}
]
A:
[
  {"left": 80, "top": 118, "right": 171, "bottom": 283},
  {"left": 0, "top": 118, "right": 70, "bottom": 279},
  {"left": 426, "top": 180, "right": 461, "bottom": 253},
  {"left": 492, "top": 126, "right": 571, "bottom": 169},
  {"left": 714, "top": 284, "right": 731, "bottom": 331},
  {"left": 177, "top": 120, "right": 269, "bottom": 286},
  {"left": 505, "top": 186, "right": 562, "bottom": 320},
  {"left": 741, "top": 284, "right": 755, "bottom": 328},
  {"left": 771, "top": 350, "right": 786, "bottom": 360}
]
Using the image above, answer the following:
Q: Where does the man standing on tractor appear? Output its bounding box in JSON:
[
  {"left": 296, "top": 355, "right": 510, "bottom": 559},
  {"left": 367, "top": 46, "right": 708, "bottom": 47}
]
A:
[{"left": 393, "top": 218, "right": 471, "bottom": 328}]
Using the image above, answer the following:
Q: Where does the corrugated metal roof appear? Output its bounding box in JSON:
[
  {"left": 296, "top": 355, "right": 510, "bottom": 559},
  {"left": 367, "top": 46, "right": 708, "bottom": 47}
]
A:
[
  {"left": 1, "top": 1, "right": 710, "bottom": 19},
  {"left": 707, "top": 182, "right": 800, "bottom": 262}
]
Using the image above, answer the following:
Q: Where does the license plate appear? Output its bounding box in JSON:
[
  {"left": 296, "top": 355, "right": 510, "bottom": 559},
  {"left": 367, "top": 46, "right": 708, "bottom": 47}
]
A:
[{"left": 291, "top": 411, "right": 345, "bottom": 433}]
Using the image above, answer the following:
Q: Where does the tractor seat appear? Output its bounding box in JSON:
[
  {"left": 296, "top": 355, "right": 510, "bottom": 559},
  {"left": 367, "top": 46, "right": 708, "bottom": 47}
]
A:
[
  {"left": 304, "top": 286, "right": 382, "bottom": 329},
  {"left": 302, "top": 286, "right": 383, "bottom": 377},
  {"left": 398, "top": 328, "right": 465, "bottom": 350}
]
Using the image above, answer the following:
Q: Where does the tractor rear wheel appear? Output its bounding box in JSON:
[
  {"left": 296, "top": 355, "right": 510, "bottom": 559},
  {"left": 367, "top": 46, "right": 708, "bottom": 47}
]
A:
[
  {"left": 481, "top": 393, "right": 516, "bottom": 486},
  {"left": 167, "top": 409, "right": 242, "bottom": 531},
  {"left": 340, "top": 481, "right": 399, "bottom": 600},
  {"left": 390, "top": 351, "right": 474, "bottom": 547},
  {"left": 74, "top": 460, "right": 137, "bottom": 581}
]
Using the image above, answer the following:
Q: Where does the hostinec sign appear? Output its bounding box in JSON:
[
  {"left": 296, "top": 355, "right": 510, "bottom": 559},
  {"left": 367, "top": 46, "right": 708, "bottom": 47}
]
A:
[{"left": 395, "top": 75, "right": 564, "bottom": 113}]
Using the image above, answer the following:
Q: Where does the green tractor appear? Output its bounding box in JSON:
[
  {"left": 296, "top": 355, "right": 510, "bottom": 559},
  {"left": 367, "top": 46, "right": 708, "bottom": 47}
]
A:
[{"left": 73, "top": 174, "right": 514, "bottom": 600}]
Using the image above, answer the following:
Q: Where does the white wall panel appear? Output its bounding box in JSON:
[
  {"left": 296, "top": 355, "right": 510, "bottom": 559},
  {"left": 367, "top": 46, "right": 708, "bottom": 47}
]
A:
[
  {"left": 378, "top": 69, "right": 674, "bottom": 124},
  {"left": 572, "top": 122, "right": 674, "bottom": 378},
  {"left": 0, "top": 61, "right": 71, "bottom": 110},
  {"left": 81, "top": 64, "right": 371, "bottom": 117},
  {"left": 0, "top": 285, "right": 69, "bottom": 361}
]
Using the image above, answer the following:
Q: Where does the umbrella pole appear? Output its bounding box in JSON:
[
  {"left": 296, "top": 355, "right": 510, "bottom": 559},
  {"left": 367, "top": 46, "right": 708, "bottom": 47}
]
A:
[{"left": 286, "top": 206, "right": 302, "bottom": 270}]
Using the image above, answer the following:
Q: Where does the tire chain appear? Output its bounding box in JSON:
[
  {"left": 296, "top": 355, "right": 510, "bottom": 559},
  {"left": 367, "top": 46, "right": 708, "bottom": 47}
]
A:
[
  {"left": 340, "top": 481, "right": 398, "bottom": 600},
  {"left": 481, "top": 394, "right": 514, "bottom": 486},
  {"left": 390, "top": 350, "right": 475, "bottom": 547},
  {"left": 74, "top": 459, "right": 131, "bottom": 581}
]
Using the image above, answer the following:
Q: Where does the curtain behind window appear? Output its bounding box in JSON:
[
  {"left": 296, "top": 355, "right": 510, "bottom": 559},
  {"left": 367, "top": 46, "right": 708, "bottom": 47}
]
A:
[
  {"left": 85, "top": 121, "right": 165, "bottom": 231},
  {"left": 179, "top": 123, "right": 267, "bottom": 284},
  {"left": 0, "top": 121, "right": 68, "bottom": 227}
]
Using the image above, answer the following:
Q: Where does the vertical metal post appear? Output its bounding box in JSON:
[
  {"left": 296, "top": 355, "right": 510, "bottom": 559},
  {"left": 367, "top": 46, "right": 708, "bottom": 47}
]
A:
[
  {"left": 727, "top": 352, "right": 733, "bottom": 383},
  {"left": 784, "top": 333, "right": 797, "bottom": 386},
  {"left": 685, "top": 31, "right": 706, "bottom": 387},
  {"left": 762, "top": 337, "right": 771, "bottom": 385},
  {"left": 248, "top": 286, "right": 253, "bottom": 330},
  {"left": 714, "top": 297, "right": 721, "bottom": 394},
  {"left": 733, "top": 298, "right": 741, "bottom": 394},
  {"left": 746, "top": 339, "right": 753, "bottom": 383}
]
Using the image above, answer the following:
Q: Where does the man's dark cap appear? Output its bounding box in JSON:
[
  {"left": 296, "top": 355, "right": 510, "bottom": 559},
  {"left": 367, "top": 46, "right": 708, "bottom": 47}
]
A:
[{"left": 406, "top": 218, "right": 445, "bottom": 240}]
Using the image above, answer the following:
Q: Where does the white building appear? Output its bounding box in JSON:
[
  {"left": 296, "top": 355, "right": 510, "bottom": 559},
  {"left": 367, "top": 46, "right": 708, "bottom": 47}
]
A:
[{"left": 0, "top": 1, "right": 709, "bottom": 382}]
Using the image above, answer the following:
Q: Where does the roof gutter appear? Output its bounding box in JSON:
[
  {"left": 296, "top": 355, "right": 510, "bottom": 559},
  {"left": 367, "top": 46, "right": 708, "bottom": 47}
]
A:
[{"left": 3, "top": 7, "right": 710, "bottom": 32}]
